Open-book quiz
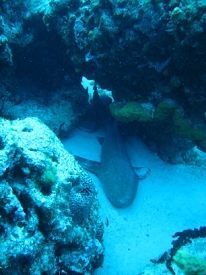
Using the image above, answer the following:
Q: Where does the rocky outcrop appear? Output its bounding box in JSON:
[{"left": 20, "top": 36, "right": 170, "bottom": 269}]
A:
[{"left": 0, "top": 117, "right": 104, "bottom": 275}]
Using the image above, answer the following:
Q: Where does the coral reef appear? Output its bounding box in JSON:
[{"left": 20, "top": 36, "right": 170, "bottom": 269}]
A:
[
  {"left": 0, "top": 0, "right": 205, "bottom": 160},
  {"left": 0, "top": 80, "right": 88, "bottom": 138},
  {"left": 0, "top": 117, "right": 104, "bottom": 275},
  {"left": 3, "top": 98, "right": 78, "bottom": 138}
]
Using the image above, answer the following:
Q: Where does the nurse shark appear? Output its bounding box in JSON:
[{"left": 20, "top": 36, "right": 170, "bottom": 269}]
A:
[{"left": 76, "top": 85, "right": 150, "bottom": 207}]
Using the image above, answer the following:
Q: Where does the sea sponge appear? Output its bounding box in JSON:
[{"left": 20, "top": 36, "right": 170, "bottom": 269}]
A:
[
  {"left": 173, "top": 250, "right": 206, "bottom": 275},
  {"left": 69, "top": 175, "right": 97, "bottom": 223}
]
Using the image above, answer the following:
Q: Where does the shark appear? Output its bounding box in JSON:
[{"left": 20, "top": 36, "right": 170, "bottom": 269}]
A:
[{"left": 75, "top": 85, "right": 150, "bottom": 207}]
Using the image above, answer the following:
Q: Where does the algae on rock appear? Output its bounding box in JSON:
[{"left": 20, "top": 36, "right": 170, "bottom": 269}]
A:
[{"left": 173, "top": 250, "right": 206, "bottom": 275}]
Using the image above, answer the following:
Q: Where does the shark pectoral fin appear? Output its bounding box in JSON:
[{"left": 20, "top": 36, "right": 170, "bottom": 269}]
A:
[
  {"left": 74, "top": 155, "right": 101, "bottom": 175},
  {"left": 134, "top": 167, "right": 151, "bottom": 180}
]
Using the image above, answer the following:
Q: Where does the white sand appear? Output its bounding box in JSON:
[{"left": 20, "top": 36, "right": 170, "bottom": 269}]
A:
[{"left": 62, "top": 128, "right": 206, "bottom": 275}]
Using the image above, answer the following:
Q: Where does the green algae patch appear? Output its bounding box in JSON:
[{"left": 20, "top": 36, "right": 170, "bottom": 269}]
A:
[
  {"left": 173, "top": 250, "right": 206, "bottom": 275},
  {"left": 110, "top": 101, "right": 206, "bottom": 152},
  {"left": 154, "top": 100, "right": 178, "bottom": 121},
  {"left": 42, "top": 163, "right": 57, "bottom": 185},
  {"left": 40, "top": 154, "right": 58, "bottom": 185},
  {"left": 110, "top": 101, "right": 154, "bottom": 123},
  {"left": 173, "top": 111, "right": 206, "bottom": 151},
  {"left": 110, "top": 100, "right": 178, "bottom": 123}
]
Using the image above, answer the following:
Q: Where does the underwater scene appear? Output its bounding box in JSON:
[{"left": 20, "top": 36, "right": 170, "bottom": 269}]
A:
[{"left": 0, "top": 0, "right": 206, "bottom": 274}]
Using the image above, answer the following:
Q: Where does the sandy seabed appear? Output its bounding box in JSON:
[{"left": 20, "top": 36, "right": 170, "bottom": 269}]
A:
[{"left": 62, "top": 128, "right": 206, "bottom": 275}]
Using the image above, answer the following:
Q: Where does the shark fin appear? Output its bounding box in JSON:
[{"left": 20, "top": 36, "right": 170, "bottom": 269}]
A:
[
  {"left": 134, "top": 167, "right": 151, "bottom": 180},
  {"left": 74, "top": 155, "right": 101, "bottom": 175}
]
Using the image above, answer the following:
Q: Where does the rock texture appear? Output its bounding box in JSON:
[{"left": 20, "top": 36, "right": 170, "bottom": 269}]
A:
[{"left": 0, "top": 117, "right": 104, "bottom": 275}]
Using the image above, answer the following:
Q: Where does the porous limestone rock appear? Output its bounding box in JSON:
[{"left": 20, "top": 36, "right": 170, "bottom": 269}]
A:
[{"left": 0, "top": 117, "right": 104, "bottom": 275}]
